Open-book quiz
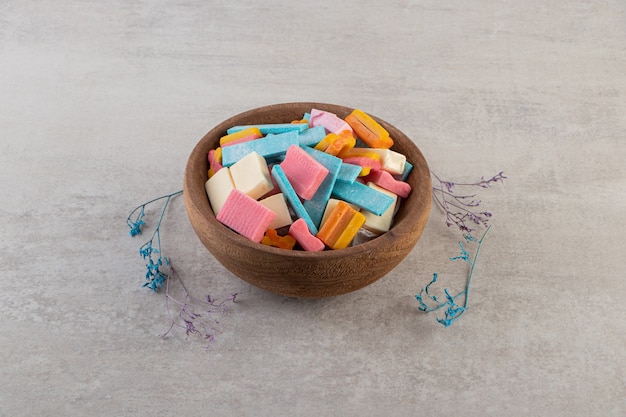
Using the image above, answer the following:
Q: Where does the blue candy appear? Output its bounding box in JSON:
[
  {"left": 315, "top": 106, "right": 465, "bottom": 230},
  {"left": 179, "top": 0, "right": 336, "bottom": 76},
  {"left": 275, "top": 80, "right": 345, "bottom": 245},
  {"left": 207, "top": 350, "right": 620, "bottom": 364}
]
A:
[
  {"left": 227, "top": 123, "right": 308, "bottom": 135},
  {"left": 301, "top": 147, "right": 343, "bottom": 228},
  {"left": 298, "top": 125, "right": 326, "bottom": 147},
  {"left": 222, "top": 131, "right": 299, "bottom": 167},
  {"left": 271, "top": 165, "right": 318, "bottom": 235},
  {"left": 336, "top": 163, "right": 362, "bottom": 184},
  {"left": 331, "top": 180, "right": 394, "bottom": 216},
  {"left": 398, "top": 161, "right": 413, "bottom": 181}
]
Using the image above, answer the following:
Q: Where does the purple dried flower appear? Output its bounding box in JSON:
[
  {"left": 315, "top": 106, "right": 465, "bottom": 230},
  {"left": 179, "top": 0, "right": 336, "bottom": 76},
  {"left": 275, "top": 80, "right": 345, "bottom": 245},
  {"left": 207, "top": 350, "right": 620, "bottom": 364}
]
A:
[
  {"left": 441, "top": 180, "right": 455, "bottom": 192},
  {"left": 461, "top": 172, "right": 507, "bottom": 189},
  {"left": 431, "top": 170, "right": 505, "bottom": 236},
  {"left": 161, "top": 265, "right": 237, "bottom": 348}
]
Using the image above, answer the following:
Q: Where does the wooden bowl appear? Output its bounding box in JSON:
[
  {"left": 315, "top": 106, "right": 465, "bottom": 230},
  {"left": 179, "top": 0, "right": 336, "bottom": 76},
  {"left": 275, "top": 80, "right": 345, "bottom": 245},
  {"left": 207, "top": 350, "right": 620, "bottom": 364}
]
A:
[{"left": 183, "top": 102, "right": 431, "bottom": 298}]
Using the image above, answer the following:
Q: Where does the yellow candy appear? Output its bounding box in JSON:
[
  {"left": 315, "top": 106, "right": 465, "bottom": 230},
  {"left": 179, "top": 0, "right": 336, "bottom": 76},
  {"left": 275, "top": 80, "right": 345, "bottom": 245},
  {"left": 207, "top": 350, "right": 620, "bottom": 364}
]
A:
[
  {"left": 314, "top": 133, "right": 336, "bottom": 152},
  {"left": 332, "top": 210, "right": 366, "bottom": 249},
  {"left": 338, "top": 147, "right": 380, "bottom": 160},
  {"left": 219, "top": 127, "right": 262, "bottom": 146},
  {"left": 316, "top": 201, "right": 365, "bottom": 250},
  {"left": 326, "top": 130, "right": 356, "bottom": 156},
  {"left": 356, "top": 165, "right": 372, "bottom": 177}
]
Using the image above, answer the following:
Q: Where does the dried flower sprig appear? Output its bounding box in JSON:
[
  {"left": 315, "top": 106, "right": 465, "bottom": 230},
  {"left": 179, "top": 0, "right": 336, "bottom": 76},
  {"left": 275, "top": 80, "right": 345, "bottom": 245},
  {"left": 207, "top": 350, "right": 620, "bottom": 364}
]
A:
[
  {"left": 126, "top": 190, "right": 183, "bottom": 291},
  {"left": 417, "top": 170, "right": 504, "bottom": 326},
  {"left": 431, "top": 171, "right": 506, "bottom": 235},
  {"left": 127, "top": 190, "right": 237, "bottom": 346},
  {"left": 416, "top": 226, "right": 491, "bottom": 327},
  {"left": 161, "top": 265, "right": 238, "bottom": 348}
]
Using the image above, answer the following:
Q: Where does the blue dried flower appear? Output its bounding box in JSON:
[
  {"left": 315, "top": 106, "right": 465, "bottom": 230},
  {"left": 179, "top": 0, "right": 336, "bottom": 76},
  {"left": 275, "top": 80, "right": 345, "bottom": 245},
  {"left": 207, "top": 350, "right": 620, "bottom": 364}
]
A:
[
  {"left": 128, "top": 219, "right": 144, "bottom": 236},
  {"left": 416, "top": 226, "right": 491, "bottom": 327},
  {"left": 449, "top": 242, "right": 470, "bottom": 262},
  {"left": 127, "top": 190, "right": 182, "bottom": 291}
]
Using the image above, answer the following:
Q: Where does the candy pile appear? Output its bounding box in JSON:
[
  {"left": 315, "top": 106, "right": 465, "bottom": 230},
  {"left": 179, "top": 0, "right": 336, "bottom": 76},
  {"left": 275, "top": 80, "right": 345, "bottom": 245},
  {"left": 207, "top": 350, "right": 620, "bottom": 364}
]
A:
[{"left": 204, "top": 108, "right": 414, "bottom": 251}]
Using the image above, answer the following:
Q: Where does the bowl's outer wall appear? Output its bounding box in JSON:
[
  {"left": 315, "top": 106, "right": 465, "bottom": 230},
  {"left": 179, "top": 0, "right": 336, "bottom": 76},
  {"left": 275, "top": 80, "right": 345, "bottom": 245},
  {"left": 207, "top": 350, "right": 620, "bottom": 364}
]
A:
[{"left": 184, "top": 103, "right": 432, "bottom": 298}]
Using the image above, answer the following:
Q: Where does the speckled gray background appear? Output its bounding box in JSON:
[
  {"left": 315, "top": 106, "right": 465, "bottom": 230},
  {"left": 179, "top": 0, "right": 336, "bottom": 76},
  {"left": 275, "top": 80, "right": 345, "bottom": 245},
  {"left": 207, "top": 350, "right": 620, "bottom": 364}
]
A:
[{"left": 1, "top": 1, "right": 624, "bottom": 416}]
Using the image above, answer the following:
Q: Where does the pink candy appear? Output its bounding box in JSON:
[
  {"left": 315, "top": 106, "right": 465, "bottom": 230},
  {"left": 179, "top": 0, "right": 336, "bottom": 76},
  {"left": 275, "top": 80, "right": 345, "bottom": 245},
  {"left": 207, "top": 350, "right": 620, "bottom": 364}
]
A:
[
  {"left": 221, "top": 134, "right": 259, "bottom": 147},
  {"left": 280, "top": 145, "right": 329, "bottom": 200},
  {"left": 309, "top": 109, "right": 354, "bottom": 135},
  {"left": 208, "top": 149, "right": 223, "bottom": 175},
  {"left": 342, "top": 156, "right": 382, "bottom": 173},
  {"left": 363, "top": 169, "right": 411, "bottom": 198},
  {"left": 216, "top": 189, "right": 275, "bottom": 243},
  {"left": 288, "top": 218, "right": 325, "bottom": 252}
]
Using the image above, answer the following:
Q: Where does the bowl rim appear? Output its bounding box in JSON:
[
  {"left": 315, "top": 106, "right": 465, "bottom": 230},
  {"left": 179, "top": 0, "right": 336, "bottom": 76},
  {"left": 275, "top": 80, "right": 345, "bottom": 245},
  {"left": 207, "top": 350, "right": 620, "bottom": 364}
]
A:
[{"left": 183, "top": 102, "right": 431, "bottom": 260}]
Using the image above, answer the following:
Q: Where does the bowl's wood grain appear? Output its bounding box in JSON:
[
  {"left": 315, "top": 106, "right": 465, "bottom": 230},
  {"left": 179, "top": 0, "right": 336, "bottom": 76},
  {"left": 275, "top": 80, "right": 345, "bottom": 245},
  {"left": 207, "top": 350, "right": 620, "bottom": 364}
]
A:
[{"left": 184, "top": 103, "right": 431, "bottom": 298}]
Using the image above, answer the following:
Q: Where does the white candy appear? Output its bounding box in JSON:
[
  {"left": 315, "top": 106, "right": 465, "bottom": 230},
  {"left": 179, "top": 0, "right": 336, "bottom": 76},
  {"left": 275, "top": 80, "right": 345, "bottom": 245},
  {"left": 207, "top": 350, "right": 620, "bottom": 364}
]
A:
[
  {"left": 205, "top": 167, "right": 235, "bottom": 215},
  {"left": 367, "top": 148, "right": 406, "bottom": 175},
  {"left": 229, "top": 151, "right": 274, "bottom": 200},
  {"left": 259, "top": 193, "right": 293, "bottom": 230},
  {"left": 361, "top": 183, "right": 398, "bottom": 235}
]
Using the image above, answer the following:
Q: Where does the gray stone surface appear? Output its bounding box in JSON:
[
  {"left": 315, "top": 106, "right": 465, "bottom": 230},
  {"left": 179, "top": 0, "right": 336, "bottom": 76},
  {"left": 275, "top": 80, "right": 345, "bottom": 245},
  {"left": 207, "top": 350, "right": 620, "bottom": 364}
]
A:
[{"left": 1, "top": 1, "right": 624, "bottom": 416}]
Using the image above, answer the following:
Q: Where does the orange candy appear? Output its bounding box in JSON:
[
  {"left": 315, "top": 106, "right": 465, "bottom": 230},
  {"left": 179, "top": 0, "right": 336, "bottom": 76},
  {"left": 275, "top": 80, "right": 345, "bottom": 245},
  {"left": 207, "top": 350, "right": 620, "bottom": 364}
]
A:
[
  {"left": 316, "top": 201, "right": 366, "bottom": 250},
  {"left": 261, "top": 228, "right": 297, "bottom": 250},
  {"left": 326, "top": 130, "right": 356, "bottom": 156},
  {"left": 345, "top": 109, "right": 394, "bottom": 149},
  {"left": 315, "top": 130, "right": 356, "bottom": 156}
]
